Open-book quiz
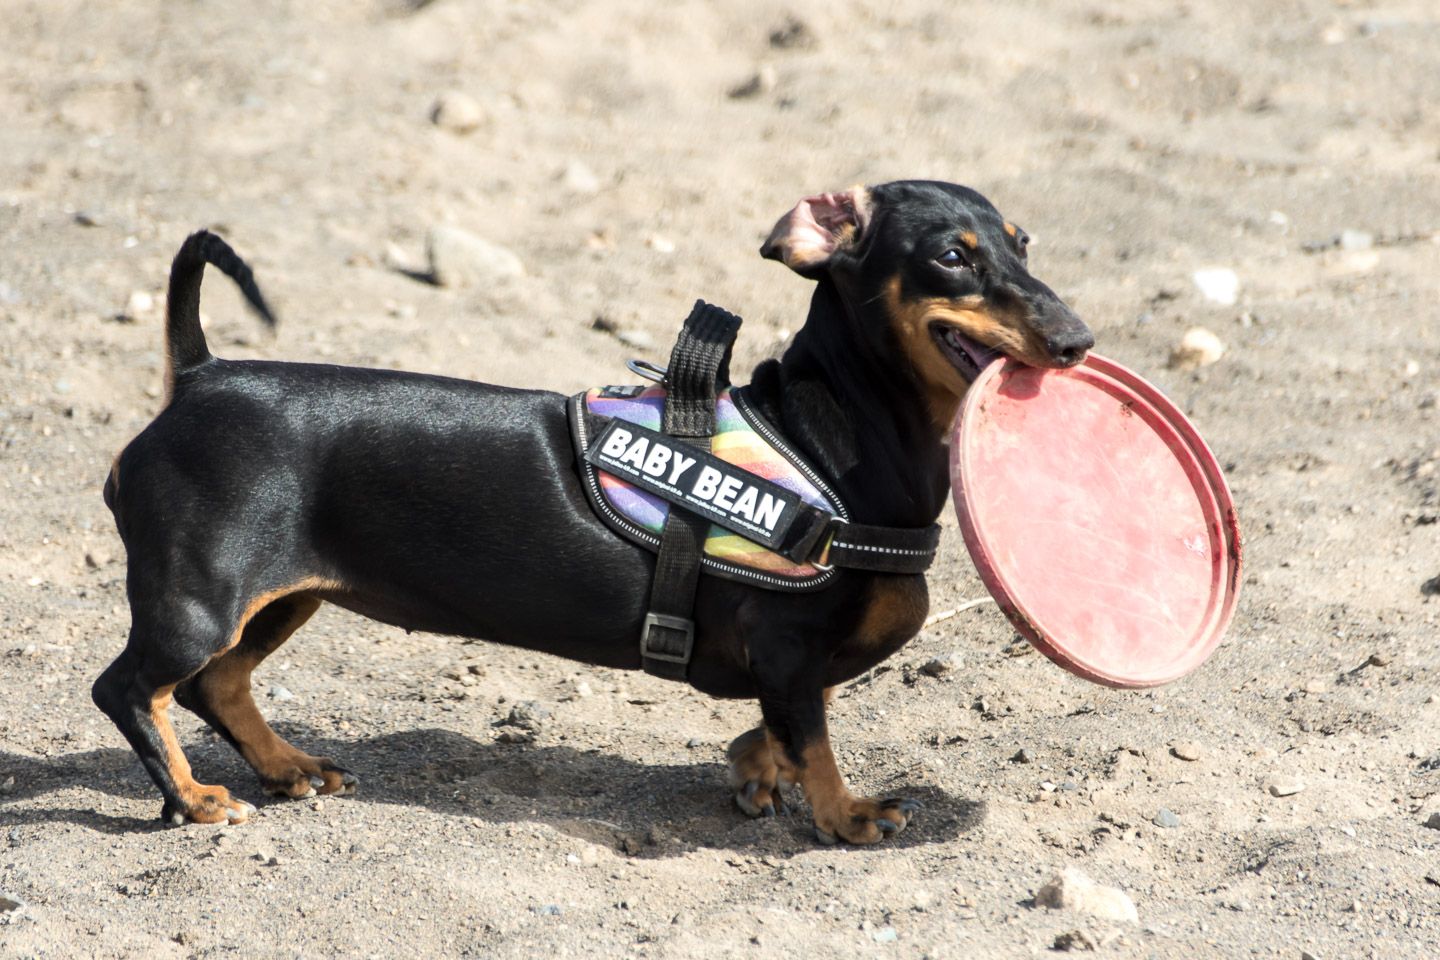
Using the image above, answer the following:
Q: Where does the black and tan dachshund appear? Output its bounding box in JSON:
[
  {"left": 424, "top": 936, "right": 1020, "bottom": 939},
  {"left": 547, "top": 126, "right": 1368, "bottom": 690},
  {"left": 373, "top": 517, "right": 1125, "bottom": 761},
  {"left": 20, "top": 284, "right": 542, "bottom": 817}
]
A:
[{"left": 93, "top": 180, "right": 1092, "bottom": 844}]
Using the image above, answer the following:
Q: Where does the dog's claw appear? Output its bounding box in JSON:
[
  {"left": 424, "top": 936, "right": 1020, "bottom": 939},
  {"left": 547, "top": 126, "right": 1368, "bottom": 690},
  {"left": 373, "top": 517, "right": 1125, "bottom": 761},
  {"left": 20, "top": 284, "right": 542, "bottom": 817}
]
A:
[
  {"left": 309, "top": 776, "right": 325, "bottom": 790},
  {"left": 761, "top": 803, "right": 776, "bottom": 818},
  {"left": 893, "top": 799, "right": 922, "bottom": 815},
  {"left": 735, "top": 789, "right": 763, "bottom": 818},
  {"left": 814, "top": 827, "right": 839, "bottom": 846},
  {"left": 875, "top": 818, "right": 898, "bottom": 834}
]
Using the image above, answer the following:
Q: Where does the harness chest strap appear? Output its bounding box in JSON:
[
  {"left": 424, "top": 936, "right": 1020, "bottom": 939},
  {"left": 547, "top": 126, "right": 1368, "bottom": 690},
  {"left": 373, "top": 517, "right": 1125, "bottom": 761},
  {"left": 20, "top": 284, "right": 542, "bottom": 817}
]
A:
[{"left": 639, "top": 301, "right": 743, "bottom": 680}]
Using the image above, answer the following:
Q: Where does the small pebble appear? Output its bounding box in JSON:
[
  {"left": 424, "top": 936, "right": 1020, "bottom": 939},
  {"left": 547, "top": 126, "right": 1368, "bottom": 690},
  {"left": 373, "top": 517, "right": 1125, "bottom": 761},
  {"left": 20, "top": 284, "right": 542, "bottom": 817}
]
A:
[
  {"left": 496, "top": 729, "right": 533, "bottom": 745},
  {"left": 1153, "top": 808, "right": 1180, "bottom": 829},
  {"left": 919, "top": 655, "right": 956, "bottom": 678},
  {"left": 768, "top": 15, "right": 816, "bottom": 49},
  {"left": 0, "top": 893, "right": 26, "bottom": 916},
  {"left": 1303, "top": 679, "right": 1328, "bottom": 695},
  {"left": 429, "top": 91, "right": 487, "bottom": 134},
  {"left": 616, "top": 329, "right": 656, "bottom": 351},
  {"left": 267, "top": 685, "right": 294, "bottom": 702},
  {"left": 1339, "top": 229, "right": 1373, "bottom": 251},
  {"left": 1192, "top": 267, "right": 1239, "bottom": 305},
  {"left": 1035, "top": 868, "right": 1138, "bottom": 923},
  {"left": 728, "top": 65, "right": 778, "bottom": 99},
  {"left": 1053, "top": 928, "right": 1100, "bottom": 951},
  {"left": 84, "top": 549, "right": 112, "bottom": 569},
  {"left": 0, "top": 776, "right": 13, "bottom": 795},
  {"left": 506, "top": 701, "right": 551, "bottom": 732},
  {"left": 126, "top": 290, "right": 155, "bottom": 319},
  {"left": 426, "top": 226, "right": 525, "bottom": 287},
  {"left": 645, "top": 234, "right": 676, "bottom": 254},
  {"left": 1267, "top": 777, "right": 1304, "bottom": 797},
  {"left": 1422, "top": 812, "right": 1440, "bottom": 831},
  {"left": 1011, "top": 748, "right": 1034, "bottom": 764},
  {"left": 559, "top": 160, "right": 601, "bottom": 195},
  {"left": 1170, "top": 742, "right": 1202, "bottom": 761},
  {"left": 686, "top": 738, "right": 702, "bottom": 749},
  {"left": 870, "top": 926, "right": 898, "bottom": 943},
  {"left": 1169, "top": 327, "right": 1226, "bottom": 370}
]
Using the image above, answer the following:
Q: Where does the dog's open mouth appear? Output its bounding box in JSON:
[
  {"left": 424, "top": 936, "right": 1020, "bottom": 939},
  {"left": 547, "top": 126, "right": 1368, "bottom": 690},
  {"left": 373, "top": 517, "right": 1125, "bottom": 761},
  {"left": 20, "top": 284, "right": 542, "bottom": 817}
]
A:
[{"left": 930, "top": 323, "right": 1003, "bottom": 382}]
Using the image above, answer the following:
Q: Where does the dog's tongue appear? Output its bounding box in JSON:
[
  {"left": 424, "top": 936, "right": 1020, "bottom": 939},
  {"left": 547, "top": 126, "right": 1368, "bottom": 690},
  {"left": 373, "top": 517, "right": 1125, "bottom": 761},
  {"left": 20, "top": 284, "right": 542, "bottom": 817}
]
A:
[{"left": 949, "top": 328, "right": 1005, "bottom": 382}]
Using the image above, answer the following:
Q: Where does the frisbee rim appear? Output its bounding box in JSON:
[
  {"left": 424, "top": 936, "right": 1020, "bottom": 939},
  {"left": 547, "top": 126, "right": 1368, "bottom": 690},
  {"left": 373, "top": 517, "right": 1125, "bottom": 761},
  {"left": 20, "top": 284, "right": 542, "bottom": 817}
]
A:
[{"left": 951, "top": 353, "right": 1242, "bottom": 688}]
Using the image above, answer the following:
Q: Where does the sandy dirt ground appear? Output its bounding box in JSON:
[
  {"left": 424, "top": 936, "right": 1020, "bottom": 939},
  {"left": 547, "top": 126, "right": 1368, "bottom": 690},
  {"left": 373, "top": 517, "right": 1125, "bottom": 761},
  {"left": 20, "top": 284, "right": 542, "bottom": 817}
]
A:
[{"left": 2, "top": 0, "right": 1439, "bottom": 956}]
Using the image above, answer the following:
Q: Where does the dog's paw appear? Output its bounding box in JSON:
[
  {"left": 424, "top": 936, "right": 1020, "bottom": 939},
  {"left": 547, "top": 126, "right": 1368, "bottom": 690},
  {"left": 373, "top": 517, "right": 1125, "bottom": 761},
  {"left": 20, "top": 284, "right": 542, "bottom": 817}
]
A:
[
  {"left": 162, "top": 786, "right": 256, "bottom": 826},
  {"left": 259, "top": 758, "right": 358, "bottom": 799},
  {"left": 812, "top": 796, "right": 921, "bottom": 845},
  {"left": 727, "top": 727, "right": 790, "bottom": 818}
]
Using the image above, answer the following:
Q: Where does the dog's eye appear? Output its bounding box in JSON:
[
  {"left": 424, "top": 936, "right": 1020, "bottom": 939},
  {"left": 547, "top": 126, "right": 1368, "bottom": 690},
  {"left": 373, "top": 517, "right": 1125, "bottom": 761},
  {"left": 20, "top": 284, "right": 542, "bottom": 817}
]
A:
[{"left": 936, "top": 248, "right": 972, "bottom": 270}]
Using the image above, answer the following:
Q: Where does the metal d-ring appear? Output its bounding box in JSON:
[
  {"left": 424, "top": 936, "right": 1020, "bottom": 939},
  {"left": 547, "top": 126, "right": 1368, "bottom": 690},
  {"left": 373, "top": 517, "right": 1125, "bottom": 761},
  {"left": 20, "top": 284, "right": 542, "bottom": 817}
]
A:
[
  {"left": 626, "top": 359, "right": 668, "bottom": 383},
  {"left": 810, "top": 516, "right": 848, "bottom": 571}
]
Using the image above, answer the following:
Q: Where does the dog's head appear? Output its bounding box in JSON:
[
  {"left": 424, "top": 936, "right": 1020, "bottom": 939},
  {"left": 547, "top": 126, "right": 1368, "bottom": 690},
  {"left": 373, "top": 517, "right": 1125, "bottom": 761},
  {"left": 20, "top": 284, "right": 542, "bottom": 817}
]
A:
[{"left": 762, "top": 180, "right": 1093, "bottom": 424}]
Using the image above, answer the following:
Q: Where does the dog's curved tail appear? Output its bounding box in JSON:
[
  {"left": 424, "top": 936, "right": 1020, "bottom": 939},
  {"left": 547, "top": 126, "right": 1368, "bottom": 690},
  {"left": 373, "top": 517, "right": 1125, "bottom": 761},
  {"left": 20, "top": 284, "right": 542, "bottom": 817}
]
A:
[{"left": 166, "top": 229, "right": 277, "bottom": 380}]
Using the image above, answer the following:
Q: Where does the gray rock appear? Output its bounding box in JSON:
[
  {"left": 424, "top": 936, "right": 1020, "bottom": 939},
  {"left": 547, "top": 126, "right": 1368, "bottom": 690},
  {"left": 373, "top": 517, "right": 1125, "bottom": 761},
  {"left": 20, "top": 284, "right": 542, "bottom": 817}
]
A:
[
  {"left": 426, "top": 226, "right": 524, "bottom": 288},
  {"left": 728, "top": 65, "right": 778, "bottom": 99},
  {"left": 769, "top": 16, "right": 816, "bottom": 50},
  {"left": 267, "top": 685, "right": 294, "bottom": 702},
  {"left": 430, "top": 91, "right": 487, "bottom": 134},
  {"left": 1054, "top": 928, "right": 1099, "bottom": 951},
  {"left": 0, "top": 776, "right": 14, "bottom": 795},
  {"left": 1011, "top": 748, "right": 1034, "bottom": 764},
  {"left": 1423, "top": 812, "right": 1440, "bottom": 830},
  {"left": 919, "top": 655, "right": 956, "bottom": 678},
  {"left": 507, "top": 701, "right": 551, "bottom": 732},
  {"left": 870, "top": 926, "right": 898, "bottom": 943},
  {"left": 1153, "top": 808, "right": 1180, "bottom": 829},
  {"left": 0, "top": 893, "right": 26, "bottom": 922}
]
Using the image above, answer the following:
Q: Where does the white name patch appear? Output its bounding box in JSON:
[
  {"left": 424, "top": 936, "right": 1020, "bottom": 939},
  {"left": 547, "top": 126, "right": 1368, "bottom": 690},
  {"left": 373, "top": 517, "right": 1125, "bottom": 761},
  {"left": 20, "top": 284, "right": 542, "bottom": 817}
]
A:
[{"left": 587, "top": 419, "right": 804, "bottom": 549}]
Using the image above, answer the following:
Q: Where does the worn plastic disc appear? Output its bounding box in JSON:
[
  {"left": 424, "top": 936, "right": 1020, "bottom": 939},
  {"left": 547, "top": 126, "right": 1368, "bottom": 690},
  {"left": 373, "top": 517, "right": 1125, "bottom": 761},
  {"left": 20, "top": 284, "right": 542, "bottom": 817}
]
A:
[{"left": 950, "top": 353, "right": 1241, "bottom": 688}]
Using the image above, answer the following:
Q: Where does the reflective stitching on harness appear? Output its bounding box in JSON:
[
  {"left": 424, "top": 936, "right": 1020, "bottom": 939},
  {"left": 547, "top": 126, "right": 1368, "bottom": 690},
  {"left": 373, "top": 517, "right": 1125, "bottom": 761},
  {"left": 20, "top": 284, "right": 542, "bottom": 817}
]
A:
[{"left": 832, "top": 541, "right": 931, "bottom": 556}]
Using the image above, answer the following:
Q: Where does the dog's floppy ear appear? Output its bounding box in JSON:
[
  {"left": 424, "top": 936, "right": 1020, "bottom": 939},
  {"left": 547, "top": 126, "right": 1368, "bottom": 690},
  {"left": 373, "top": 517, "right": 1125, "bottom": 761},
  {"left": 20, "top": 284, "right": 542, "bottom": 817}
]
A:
[{"left": 760, "top": 187, "right": 872, "bottom": 277}]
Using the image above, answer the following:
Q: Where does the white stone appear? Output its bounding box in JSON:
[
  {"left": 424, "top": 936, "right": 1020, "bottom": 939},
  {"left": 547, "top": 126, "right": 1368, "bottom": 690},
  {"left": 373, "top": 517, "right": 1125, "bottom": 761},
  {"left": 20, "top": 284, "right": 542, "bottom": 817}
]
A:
[
  {"left": 1192, "top": 268, "right": 1239, "bottom": 306},
  {"left": 1036, "top": 868, "right": 1138, "bottom": 923},
  {"left": 430, "top": 91, "right": 487, "bottom": 134},
  {"left": 426, "top": 226, "right": 524, "bottom": 287},
  {"left": 559, "top": 161, "right": 601, "bottom": 195},
  {"left": 1170, "top": 327, "right": 1225, "bottom": 370}
]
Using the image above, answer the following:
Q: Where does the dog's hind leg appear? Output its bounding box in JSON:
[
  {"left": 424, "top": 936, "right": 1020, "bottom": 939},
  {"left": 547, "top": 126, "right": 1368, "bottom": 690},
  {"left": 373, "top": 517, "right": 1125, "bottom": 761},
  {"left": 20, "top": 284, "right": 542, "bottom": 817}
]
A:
[
  {"left": 175, "top": 589, "right": 358, "bottom": 800},
  {"left": 92, "top": 608, "right": 257, "bottom": 825}
]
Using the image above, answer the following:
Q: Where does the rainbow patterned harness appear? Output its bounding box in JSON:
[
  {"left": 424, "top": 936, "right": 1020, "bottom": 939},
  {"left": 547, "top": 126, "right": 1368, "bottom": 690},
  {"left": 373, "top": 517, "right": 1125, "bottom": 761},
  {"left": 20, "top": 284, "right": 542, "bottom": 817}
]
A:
[{"left": 570, "top": 384, "right": 847, "bottom": 591}]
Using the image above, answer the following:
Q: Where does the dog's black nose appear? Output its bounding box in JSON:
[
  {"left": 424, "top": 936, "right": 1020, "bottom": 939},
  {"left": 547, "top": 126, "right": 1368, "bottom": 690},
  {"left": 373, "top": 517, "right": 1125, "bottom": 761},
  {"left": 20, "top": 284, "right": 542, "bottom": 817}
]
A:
[{"left": 1046, "top": 327, "right": 1094, "bottom": 367}]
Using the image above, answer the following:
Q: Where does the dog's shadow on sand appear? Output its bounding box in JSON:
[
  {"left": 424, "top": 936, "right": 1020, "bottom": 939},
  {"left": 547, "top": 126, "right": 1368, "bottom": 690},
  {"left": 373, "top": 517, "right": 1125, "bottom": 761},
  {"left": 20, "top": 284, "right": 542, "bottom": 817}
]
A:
[{"left": 0, "top": 726, "right": 986, "bottom": 857}]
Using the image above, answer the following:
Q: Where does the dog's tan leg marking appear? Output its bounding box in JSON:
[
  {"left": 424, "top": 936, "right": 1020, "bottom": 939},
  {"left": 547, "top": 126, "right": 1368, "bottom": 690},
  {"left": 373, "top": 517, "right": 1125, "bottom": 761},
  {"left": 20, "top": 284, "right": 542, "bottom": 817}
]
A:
[
  {"left": 728, "top": 688, "right": 838, "bottom": 818},
  {"left": 193, "top": 587, "right": 357, "bottom": 799},
  {"left": 151, "top": 684, "right": 256, "bottom": 824},
  {"left": 796, "top": 733, "right": 919, "bottom": 845}
]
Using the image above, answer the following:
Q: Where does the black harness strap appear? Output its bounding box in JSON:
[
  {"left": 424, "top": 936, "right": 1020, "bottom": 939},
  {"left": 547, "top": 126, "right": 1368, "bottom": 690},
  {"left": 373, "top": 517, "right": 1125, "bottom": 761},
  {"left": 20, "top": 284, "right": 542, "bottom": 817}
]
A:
[
  {"left": 640, "top": 301, "right": 742, "bottom": 680},
  {"left": 815, "top": 520, "right": 942, "bottom": 575}
]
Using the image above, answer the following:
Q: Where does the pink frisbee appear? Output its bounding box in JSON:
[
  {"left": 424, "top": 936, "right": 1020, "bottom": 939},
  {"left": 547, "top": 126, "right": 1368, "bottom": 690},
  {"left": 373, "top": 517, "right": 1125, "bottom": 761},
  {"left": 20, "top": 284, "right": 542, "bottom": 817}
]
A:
[{"left": 950, "top": 353, "right": 1241, "bottom": 688}]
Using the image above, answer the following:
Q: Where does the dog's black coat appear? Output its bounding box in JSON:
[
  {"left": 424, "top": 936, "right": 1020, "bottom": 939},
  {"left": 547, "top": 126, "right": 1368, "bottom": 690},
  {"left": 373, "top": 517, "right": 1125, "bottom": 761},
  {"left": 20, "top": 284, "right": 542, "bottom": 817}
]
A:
[{"left": 93, "top": 181, "right": 1091, "bottom": 841}]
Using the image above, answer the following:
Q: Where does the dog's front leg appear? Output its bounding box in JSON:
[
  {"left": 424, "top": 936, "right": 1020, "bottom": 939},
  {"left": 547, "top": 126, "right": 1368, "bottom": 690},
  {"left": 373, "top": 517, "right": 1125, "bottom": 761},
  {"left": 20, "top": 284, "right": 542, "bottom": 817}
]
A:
[{"left": 747, "top": 639, "right": 920, "bottom": 845}]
